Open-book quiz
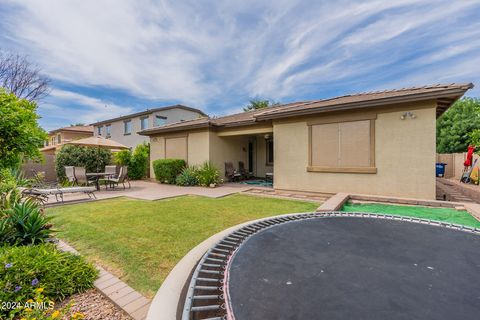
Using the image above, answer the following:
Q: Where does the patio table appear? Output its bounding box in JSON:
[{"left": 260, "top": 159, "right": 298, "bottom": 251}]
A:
[{"left": 86, "top": 172, "right": 111, "bottom": 191}]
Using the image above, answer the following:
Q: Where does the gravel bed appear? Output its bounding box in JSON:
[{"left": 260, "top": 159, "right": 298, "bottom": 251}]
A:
[{"left": 58, "top": 288, "right": 132, "bottom": 320}]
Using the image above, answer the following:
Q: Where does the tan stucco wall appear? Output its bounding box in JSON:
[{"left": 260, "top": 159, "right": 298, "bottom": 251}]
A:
[
  {"left": 273, "top": 102, "right": 437, "bottom": 199},
  {"left": 149, "top": 130, "right": 210, "bottom": 178},
  {"left": 46, "top": 131, "right": 92, "bottom": 147},
  {"left": 94, "top": 108, "right": 204, "bottom": 149}
]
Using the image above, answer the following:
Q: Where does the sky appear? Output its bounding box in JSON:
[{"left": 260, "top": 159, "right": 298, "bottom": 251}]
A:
[{"left": 1, "top": 0, "right": 480, "bottom": 131}]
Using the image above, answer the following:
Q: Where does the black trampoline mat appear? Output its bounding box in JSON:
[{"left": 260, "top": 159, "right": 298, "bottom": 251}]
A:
[{"left": 226, "top": 217, "right": 480, "bottom": 320}]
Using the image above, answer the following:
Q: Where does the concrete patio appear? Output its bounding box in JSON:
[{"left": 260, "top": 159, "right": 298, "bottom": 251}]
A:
[{"left": 45, "top": 180, "right": 253, "bottom": 205}]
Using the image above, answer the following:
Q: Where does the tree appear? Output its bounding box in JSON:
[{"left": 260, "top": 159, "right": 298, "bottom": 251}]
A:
[
  {"left": 114, "top": 143, "right": 150, "bottom": 180},
  {"left": 243, "top": 98, "right": 280, "bottom": 112},
  {"left": 55, "top": 145, "right": 112, "bottom": 180},
  {"left": 0, "top": 50, "right": 50, "bottom": 102},
  {"left": 0, "top": 89, "right": 48, "bottom": 168},
  {"left": 436, "top": 97, "right": 480, "bottom": 153}
]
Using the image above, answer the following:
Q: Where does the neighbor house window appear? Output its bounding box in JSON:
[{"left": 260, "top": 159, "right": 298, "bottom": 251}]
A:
[
  {"left": 308, "top": 119, "right": 376, "bottom": 173},
  {"left": 105, "top": 124, "right": 111, "bottom": 138},
  {"left": 57, "top": 134, "right": 61, "bottom": 144},
  {"left": 155, "top": 115, "right": 167, "bottom": 127},
  {"left": 97, "top": 126, "right": 102, "bottom": 136},
  {"left": 266, "top": 139, "right": 274, "bottom": 166},
  {"left": 124, "top": 120, "right": 132, "bottom": 135},
  {"left": 141, "top": 117, "right": 148, "bottom": 130},
  {"left": 51, "top": 137, "right": 55, "bottom": 145}
]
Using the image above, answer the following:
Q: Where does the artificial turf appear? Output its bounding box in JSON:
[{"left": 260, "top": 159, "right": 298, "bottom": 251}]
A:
[{"left": 342, "top": 203, "right": 480, "bottom": 228}]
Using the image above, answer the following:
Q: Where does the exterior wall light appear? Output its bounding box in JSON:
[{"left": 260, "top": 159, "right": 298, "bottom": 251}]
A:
[{"left": 400, "top": 111, "right": 416, "bottom": 120}]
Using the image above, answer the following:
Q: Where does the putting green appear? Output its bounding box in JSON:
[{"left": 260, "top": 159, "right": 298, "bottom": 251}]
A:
[{"left": 341, "top": 203, "right": 480, "bottom": 228}]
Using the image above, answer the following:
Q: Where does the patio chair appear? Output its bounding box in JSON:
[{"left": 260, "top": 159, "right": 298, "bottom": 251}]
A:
[
  {"left": 238, "top": 161, "right": 252, "bottom": 179},
  {"left": 105, "top": 165, "right": 117, "bottom": 178},
  {"left": 73, "top": 167, "right": 97, "bottom": 187},
  {"left": 225, "top": 162, "right": 242, "bottom": 182},
  {"left": 101, "top": 166, "right": 131, "bottom": 190},
  {"left": 65, "top": 166, "right": 76, "bottom": 185}
]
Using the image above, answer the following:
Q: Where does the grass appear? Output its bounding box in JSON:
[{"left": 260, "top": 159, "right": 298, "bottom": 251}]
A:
[
  {"left": 47, "top": 194, "right": 317, "bottom": 297},
  {"left": 342, "top": 203, "right": 480, "bottom": 228}
]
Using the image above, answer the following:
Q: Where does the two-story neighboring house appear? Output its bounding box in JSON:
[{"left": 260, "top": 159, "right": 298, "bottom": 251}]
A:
[
  {"left": 90, "top": 104, "right": 207, "bottom": 149},
  {"left": 41, "top": 125, "right": 94, "bottom": 154}
]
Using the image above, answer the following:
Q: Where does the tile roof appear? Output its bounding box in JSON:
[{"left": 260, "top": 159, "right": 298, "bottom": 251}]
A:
[
  {"left": 139, "top": 83, "right": 473, "bottom": 135},
  {"left": 49, "top": 125, "right": 94, "bottom": 134}
]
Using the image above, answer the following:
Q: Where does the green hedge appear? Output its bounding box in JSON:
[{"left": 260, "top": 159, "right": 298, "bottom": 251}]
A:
[
  {"left": 55, "top": 145, "right": 112, "bottom": 181},
  {"left": 153, "top": 159, "right": 186, "bottom": 184},
  {"left": 115, "top": 143, "right": 150, "bottom": 180},
  {"left": 0, "top": 244, "right": 98, "bottom": 310}
]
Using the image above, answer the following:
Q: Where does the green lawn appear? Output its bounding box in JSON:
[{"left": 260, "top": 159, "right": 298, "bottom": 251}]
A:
[
  {"left": 47, "top": 195, "right": 317, "bottom": 297},
  {"left": 342, "top": 203, "right": 480, "bottom": 228}
]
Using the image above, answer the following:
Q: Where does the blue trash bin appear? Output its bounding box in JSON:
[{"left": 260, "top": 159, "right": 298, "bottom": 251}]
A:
[{"left": 436, "top": 163, "right": 447, "bottom": 177}]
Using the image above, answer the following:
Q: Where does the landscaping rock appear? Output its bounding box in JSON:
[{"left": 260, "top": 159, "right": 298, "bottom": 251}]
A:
[{"left": 58, "top": 288, "right": 132, "bottom": 320}]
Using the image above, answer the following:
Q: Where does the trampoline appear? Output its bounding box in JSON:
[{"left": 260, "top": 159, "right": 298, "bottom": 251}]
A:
[{"left": 182, "top": 212, "right": 480, "bottom": 320}]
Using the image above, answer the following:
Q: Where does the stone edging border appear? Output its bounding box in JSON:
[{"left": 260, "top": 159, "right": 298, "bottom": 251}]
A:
[
  {"left": 316, "top": 192, "right": 480, "bottom": 222},
  {"left": 57, "top": 240, "right": 151, "bottom": 320}
]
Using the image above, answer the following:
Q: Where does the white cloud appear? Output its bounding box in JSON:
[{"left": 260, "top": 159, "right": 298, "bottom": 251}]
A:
[
  {"left": 44, "top": 89, "right": 133, "bottom": 125},
  {"left": 1, "top": 0, "right": 479, "bottom": 125}
]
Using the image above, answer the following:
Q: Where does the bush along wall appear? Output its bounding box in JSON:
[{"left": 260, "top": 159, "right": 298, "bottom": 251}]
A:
[
  {"left": 153, "top": 159, "right": 186, "bottom": 184},
  {"left": 115, "top": 143, "right": 150, "bottom": 180},
  {"left": 55, "top": 145, "right": 112, "bottom": 181}
]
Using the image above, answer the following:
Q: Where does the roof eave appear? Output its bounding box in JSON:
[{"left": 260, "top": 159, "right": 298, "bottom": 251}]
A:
[
  {"left": 90, "top": 105, "right": 207, "bottom": 126},
  {"left": 138, "top": 122, "right": 211, "bottom": 136},
  {"left": 254, "top": 87, "right": 472, "bottom": 121}
]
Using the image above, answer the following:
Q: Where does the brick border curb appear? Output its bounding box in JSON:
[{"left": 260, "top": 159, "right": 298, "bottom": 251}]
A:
[{"left": 57, "top": 240, "right": 151, "bottom": 320}]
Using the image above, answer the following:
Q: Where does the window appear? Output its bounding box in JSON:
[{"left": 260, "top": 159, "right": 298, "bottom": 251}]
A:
[
  {"left": 97, "top": 126, "right": 102, "bottom": 136},
  {"left": 308, "top": 119, "right": 376, "bottom": 173},
  {"left": 141, "top": 117, "right": 148, "bottom": 130},
  {"left": 165, "top": 136, "right": 187, "bottom": 160},
  {"left": 105, "top": 124, "right": 111, "bottom": 137},
  {"left": 155, "top": 115, "right": 167, "bottom": 127},
  {"left": 45, "top": 140, "right": 49, "bottom": 147},
  {"left": 124, "top": 120, "right": 132, "bottom": 135},
  {"left": 266, "top": 138, "right": 274, "bottom": 166},
  {"left": 57, "top": 134, "right": 61, "bottom": 144},
  {"left": 51, "top": 137, "right": 55, "bottom": 146}
]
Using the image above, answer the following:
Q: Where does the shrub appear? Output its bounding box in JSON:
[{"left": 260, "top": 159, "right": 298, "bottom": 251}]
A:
[
  {"left": 114, "top": 143, "right": 150, "bottom": 180},
  {"left": 6, "top": 199, "right": 54, "bottom": 245},
  {"left": 114, "top": 149, "right": 131, "bottom": 167},
  {"left": 196, "top": 162, "right": 220, "bottom": 186},
  {"left": 153, "top": 159, "right": 186, "bottom": 184},
  {"left": 0, "top": 168, "right": 18, "bottom": 197},
  {"left": 0, "top": 89, "right": 48, "bottom": 169},
  {"left": 55, "top": 145, "right": 112, "bottom": 180},
  {"left": 130, "top": 143, "right": 150, "bottom": 180},
  {"left": 0, "top": 244, "right": 98, "bottom": 313},
  {"left": 7, "top": 288, "right": 82, "bottom": 320},
  {"left": 175, "top": 166, "right": 199, "bottom": 186}
]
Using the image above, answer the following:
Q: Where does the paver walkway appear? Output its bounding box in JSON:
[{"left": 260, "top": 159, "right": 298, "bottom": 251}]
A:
[
  {"left": 244, "top": 188, "right": 331, "bottom": 203},
  {"left": 58, "top": 240, "right": 150, "bottom": 320},
  {"left": 436, "top": 178, "right": 477, "bottom": 203}
]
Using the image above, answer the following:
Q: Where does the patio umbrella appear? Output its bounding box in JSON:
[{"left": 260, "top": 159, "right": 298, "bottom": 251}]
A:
[{"left": 67, "top": 136, "right": 129, "bottom": 151}]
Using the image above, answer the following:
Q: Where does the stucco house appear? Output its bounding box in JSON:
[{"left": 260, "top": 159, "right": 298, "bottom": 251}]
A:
[
  {"left": 91, "top": 105, "right": 207, "bottom": 149},
  {"left": 41, "top": 125, "right": 94, "bottom": 155},
  {"left": 139, "top": 83, "right": 473, "bottom": 200}
]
